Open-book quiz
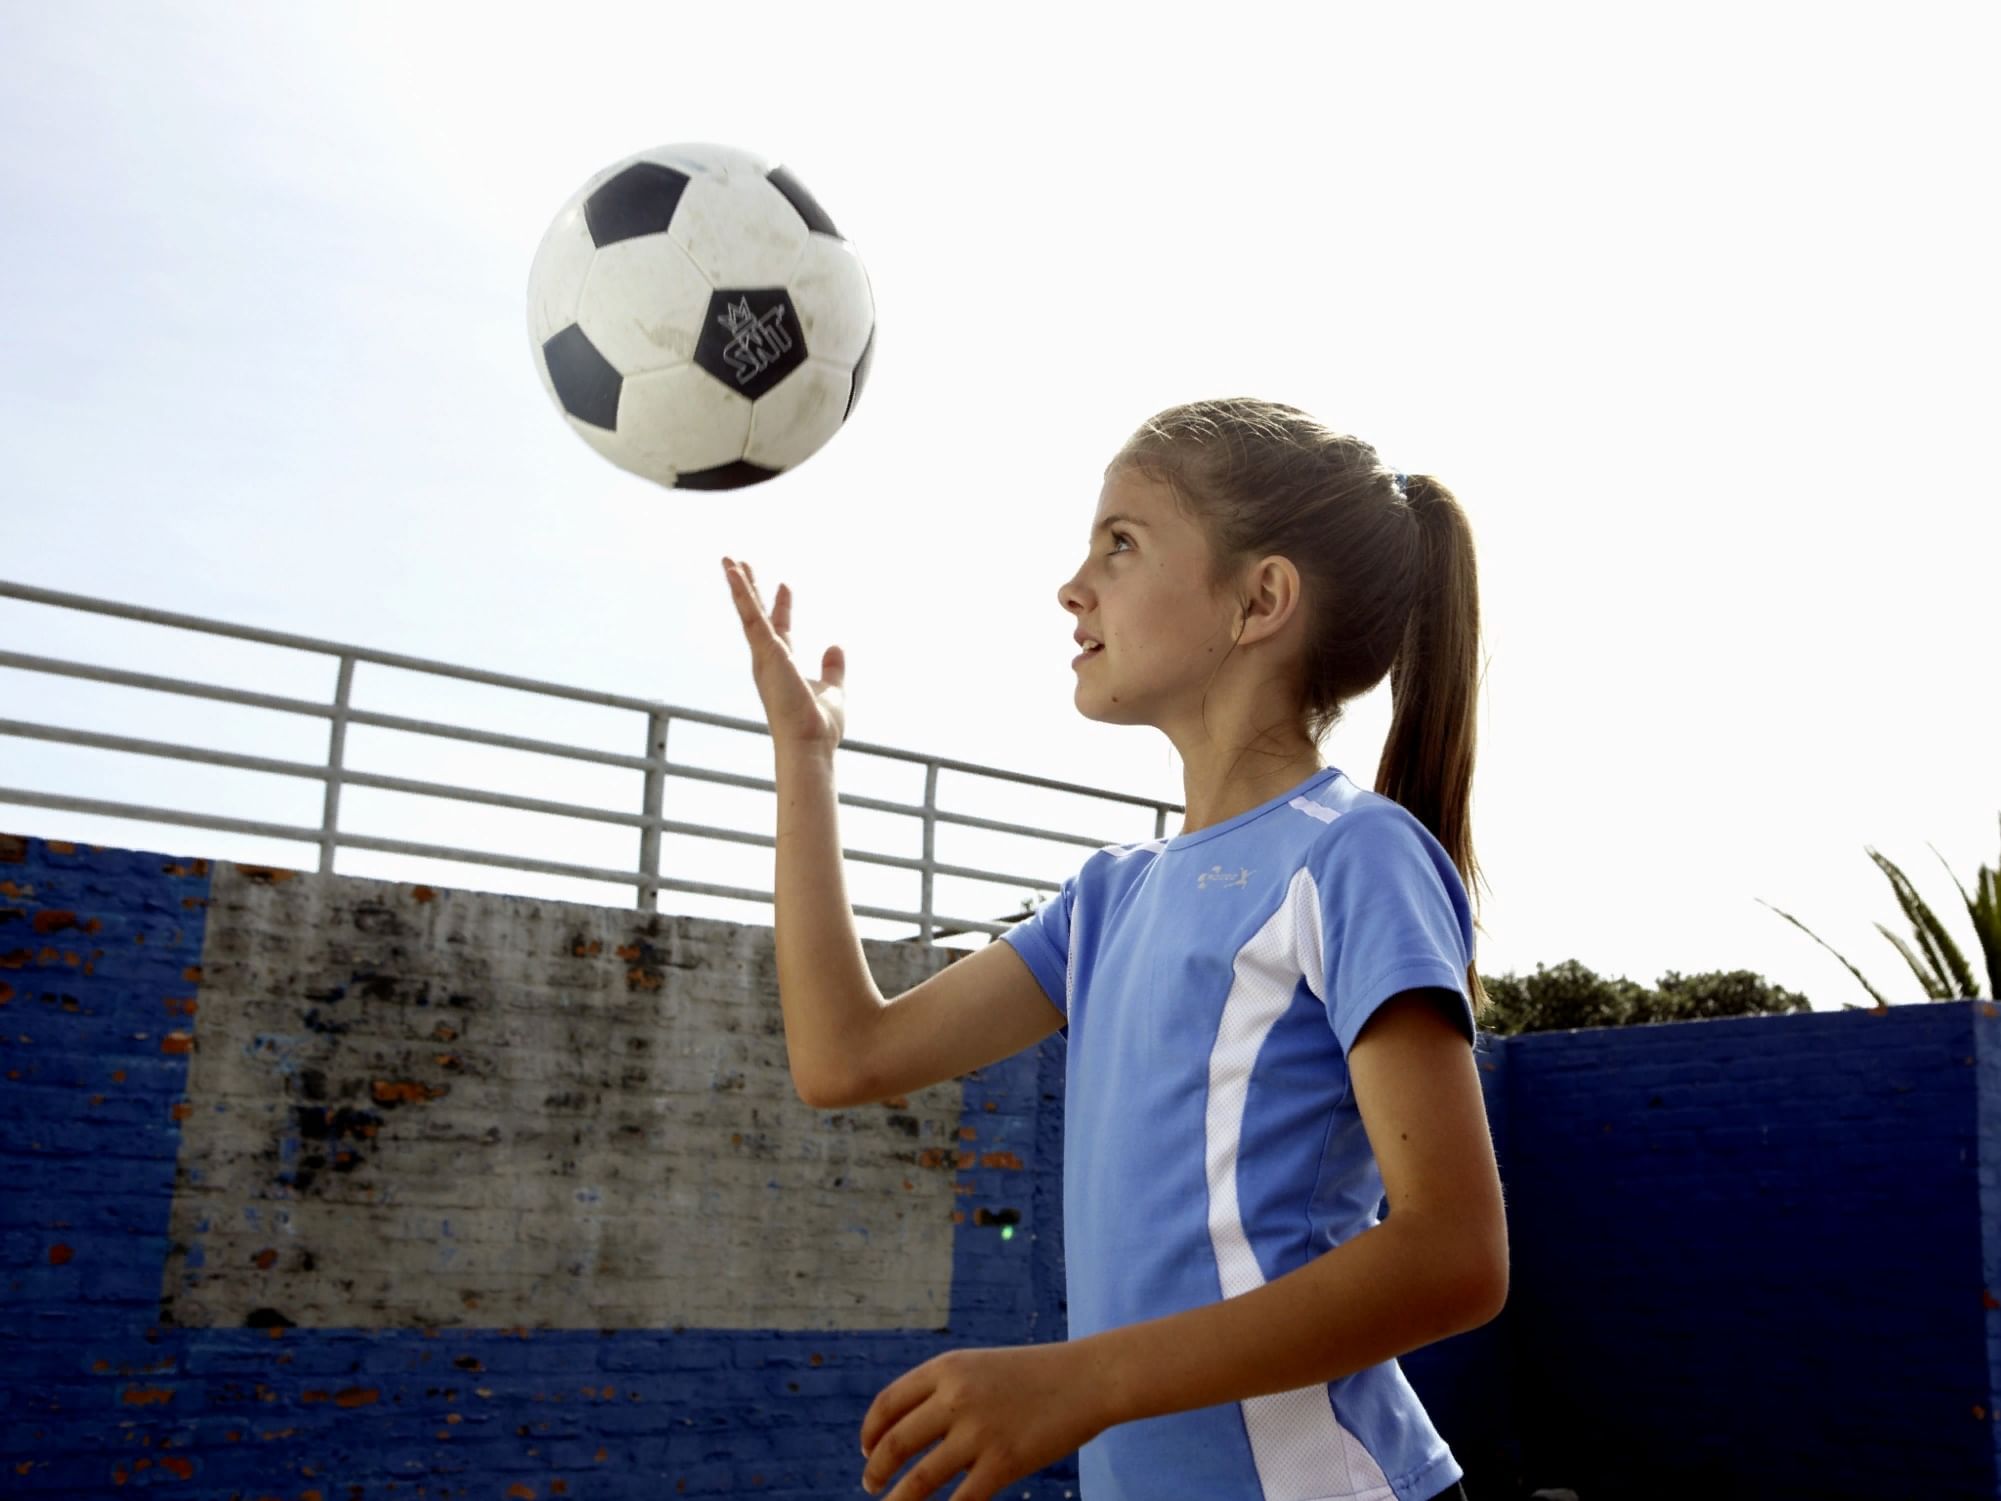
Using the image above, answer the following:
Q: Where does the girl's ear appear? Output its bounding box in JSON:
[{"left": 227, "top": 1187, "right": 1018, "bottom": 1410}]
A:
[{"left": 1238, "top": 555, "right": 1304, "bottom": 646}]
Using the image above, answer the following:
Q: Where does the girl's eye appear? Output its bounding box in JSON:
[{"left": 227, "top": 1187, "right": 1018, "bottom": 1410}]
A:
[{"left": 1109, "top": 532, "right": 1133, "bottom": 555}]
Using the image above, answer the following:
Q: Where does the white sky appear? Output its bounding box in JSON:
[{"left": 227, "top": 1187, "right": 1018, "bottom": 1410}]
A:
[{"left": 1, "top": 2, "right": 1995, "bottom": 1011}]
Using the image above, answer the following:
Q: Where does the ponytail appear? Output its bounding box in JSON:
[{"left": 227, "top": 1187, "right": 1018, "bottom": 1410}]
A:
[{"left": 1375, "top": 475, "right": 1490, "bottom": 1015}]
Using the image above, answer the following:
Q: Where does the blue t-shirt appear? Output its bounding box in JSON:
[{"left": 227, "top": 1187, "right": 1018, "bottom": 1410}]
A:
[{"left": 1002, "top": 766, "right": 1476, "bottom": 1501}]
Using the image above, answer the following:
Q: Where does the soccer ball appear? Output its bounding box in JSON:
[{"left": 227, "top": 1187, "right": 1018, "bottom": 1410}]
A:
[{"left": 527, "top": 142, "right": 876, "bottom": 490}]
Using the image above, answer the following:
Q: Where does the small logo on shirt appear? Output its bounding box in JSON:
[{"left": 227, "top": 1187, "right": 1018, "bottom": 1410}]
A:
[{"left": 1197, "top": 864, "right": 1253, "bottom": 890}]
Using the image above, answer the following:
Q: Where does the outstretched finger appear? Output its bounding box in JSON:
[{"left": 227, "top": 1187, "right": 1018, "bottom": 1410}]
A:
[
  {"left": 771, "top": 582, "right": 792, "bottom": 645},
  {"left": 722, "top": 559, "right": 779, "bottom": 646},
  {"left": 722, "top": 557, "right": 753, "bottom": 616},
  {"left": 745, "top": 565, "right": 792, "bottom": 652}
]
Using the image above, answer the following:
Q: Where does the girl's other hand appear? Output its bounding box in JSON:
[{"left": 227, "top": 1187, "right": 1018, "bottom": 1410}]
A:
[
  {"left": 858, "top": 1342, "right": 1113, "bottom": 1501},
  {"left": 722, "top": 556, "right": 846, "bottom": 751}
]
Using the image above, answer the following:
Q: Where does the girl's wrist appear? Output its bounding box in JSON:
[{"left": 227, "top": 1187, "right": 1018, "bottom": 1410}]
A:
[
  {"left": 773, "top": 735, "right": 838, "bottom": 768},
  {"left": 1067, "top": 1330, "right": 1138, "bottom": 1434}
]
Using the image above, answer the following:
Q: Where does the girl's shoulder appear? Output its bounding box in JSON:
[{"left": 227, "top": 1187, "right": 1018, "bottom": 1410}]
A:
[{"left": 1299, "top": 796, "right": 1457, "bottom": 885}]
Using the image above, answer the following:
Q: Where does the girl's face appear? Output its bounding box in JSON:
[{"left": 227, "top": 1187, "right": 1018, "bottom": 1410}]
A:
[{"left": 1056, "top": 466, "right": 1238, "bottom": 728}]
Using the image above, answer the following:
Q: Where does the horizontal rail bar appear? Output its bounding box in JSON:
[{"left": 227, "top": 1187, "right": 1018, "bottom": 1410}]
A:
[
  {"left": 0, "top": 787, "right": 1021, "bottom": 938},
  {"left": 2, "top": 710, "right": 1143, "bottom": 856},
  {"left": 0, "top": 718, "right": 655, "bottom": 823},
  {"left": 1, "top": 716, "right": 335, "bottom": 786},
  {"left": 0, "top": 789, "right": 843, "bottom": 903},
  {"left": 0, "top": 653, "right": 660, "bottom": 769},
  {"left": 0, "top": 786, "right": 327, "bottom": 849},
  {"left": 1, "top": 580, "right": 675, "bottom": 714},
  {"left": 1, "top": 649, "right": 339, "bottom": 720},
  {"left": 0, "top": 719, "right": 639, "bottom": 834},
  {"left": 346, "top": 707, "right": 654, "bottom": 769},
  {"left": 930, "top": 804, "right": 1121, "bottom": 851},
  {"left": 5, "top": 654, "right": 1172, "bottom": 839},
  {"left": 2, "top": 720, "right": 1074, "bottom": 891},
  {"left": 2, "top": 587, "right": 1184, "bottom": 812},
  {"left": 0, "top": 788, "right": 1056, "bottom": 928},
  {"left": 645, "top": 814, "right": 1057, "bottom": 890}
]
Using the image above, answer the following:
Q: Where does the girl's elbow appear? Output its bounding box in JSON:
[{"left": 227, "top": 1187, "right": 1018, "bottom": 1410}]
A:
[{"left": 1460, "top": 1257, "right": 1509, "bottom": 1327}]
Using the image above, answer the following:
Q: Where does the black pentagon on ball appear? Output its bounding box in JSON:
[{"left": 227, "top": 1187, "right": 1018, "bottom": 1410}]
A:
[
  {"left": 543, "top": 323, "right": 622, "bottom": 430},
  {"left": 675, "top": 459, "right": 783, "bottom": 490},
  {"left": 766, "top": 165, "right": 839, "bottom": 239},
  {"left": 693, "top": 287, "right": 808, "bottom": 402},
  {"left": 584, "top": 161, "right": 692, "bottom": 249},
  {"left": 844, "top": 324, "right": 876, "bottom": 423}
]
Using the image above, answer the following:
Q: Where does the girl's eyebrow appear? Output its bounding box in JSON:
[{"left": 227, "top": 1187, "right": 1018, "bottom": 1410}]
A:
[{"left": 1093, "top": 513, "right": 1148, "bottom": 538}]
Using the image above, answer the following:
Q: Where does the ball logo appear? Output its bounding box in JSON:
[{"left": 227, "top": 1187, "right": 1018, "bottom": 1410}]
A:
[
  {"left": 693, "top": 287, "right": 808, "bottom": 402},
  {"left": 717, "top": 296, "right": 795, "bottom": 385}
]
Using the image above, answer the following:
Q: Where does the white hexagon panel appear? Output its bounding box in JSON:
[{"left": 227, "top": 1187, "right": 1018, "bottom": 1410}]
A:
[
  {"left": 576, "top": 233, "right": 712, "bottom": 374},
  {"left": 745, "top": 363, "right": 855, "bottom": 473},
  {"left": 669, "top": 173, "right": 811, "bottom": 291},
  {"left": 616, "top": 366, "right": 754, "bottom": 487},
  {"left": 787, "top": 234, "right": 875, "bottom": 370}
]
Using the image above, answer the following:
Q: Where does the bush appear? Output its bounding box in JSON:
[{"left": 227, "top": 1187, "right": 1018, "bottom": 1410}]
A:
[{"left": 1475, "top": 959, "right": 1811, "bottom": 1036}]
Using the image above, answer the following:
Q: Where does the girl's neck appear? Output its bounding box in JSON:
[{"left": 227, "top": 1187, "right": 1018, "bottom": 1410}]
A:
[{"left": 1176, "top": 751, "right": 1327, "bottom": 838}]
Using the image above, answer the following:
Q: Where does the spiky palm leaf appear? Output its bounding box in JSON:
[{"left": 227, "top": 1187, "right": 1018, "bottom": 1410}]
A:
[
  {"left": 1754, "top": 898, "right": 1894, "bottom": 1009},
  {"left": 1873, "top": 924, "right": 1955, "bottom": 999},
  {"left": 1865, "top": 846, "right": 1980, "bottom": 998},
  {"left": 1761, "top": 813, "right": 1999, "bottom": 1006},
  {"left": 1928, "top": 816, "right": 2001, "bottom": 997}
]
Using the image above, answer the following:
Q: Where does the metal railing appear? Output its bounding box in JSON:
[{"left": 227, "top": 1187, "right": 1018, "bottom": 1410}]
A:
[{"left": 0, "top": 579, "right": 1181, "bottom": 942}]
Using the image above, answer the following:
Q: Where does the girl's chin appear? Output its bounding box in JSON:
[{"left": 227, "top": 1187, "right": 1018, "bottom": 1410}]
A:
[{"left": 1072, "top": 690, "right": 1148, "bottom": 727}]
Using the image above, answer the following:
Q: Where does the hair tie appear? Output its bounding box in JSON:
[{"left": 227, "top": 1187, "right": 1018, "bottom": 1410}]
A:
[{"left": 1394, "top": 471, "right": 1410, "bottom": 495}]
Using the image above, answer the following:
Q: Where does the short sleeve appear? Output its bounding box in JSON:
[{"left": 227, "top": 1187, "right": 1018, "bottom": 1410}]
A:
[
  {"left": 1309, "top": 808, "right": 1475, "bottom": 1052},
  {"left": 999, "top": 870, "right": 1074, "bottom": 1032}
]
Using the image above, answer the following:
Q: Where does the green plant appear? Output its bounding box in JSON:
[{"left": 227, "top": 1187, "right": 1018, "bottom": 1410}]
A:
[
  {"left": 1758, "top": 812, "right": 2001, "bottom": 1009},
  {"left": 1475, "top": 959, "right": 1809, "bottom": 1036}
]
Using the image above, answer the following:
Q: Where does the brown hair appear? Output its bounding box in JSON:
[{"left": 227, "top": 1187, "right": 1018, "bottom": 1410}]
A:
[{"left": 1111, "top": 397, "right": 1490, "bottom": 1016}]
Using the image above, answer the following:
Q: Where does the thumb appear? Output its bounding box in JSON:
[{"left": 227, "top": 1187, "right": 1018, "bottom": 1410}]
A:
[{"left": 821, "top": 644, "right": 845, "bottom": 687}]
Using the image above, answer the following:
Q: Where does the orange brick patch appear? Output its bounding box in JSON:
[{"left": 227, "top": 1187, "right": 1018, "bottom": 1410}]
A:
[{"left": 372, "top": 1080, "right": 448, "bottom": 1104}]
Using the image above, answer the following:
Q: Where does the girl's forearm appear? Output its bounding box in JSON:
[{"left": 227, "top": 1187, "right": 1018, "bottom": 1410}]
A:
[
  {"left": 771, "top": 739, "right": 882, "bottom": 1105},
  {"left": 1083, "top": 1214, "right": 1503, "bottom": 1430}
]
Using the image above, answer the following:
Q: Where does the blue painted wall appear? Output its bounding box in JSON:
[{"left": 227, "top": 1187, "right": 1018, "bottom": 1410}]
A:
[
  {"left": 1494, "top": 992, "right": 2000, "bottom": 1500},
  {"left": 4, "top": 831, "right": 1996, "bottom": 1499}
]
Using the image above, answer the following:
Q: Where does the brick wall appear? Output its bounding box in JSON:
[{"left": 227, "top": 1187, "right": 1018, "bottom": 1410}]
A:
[
  {"left": 0, "top": 833, "right": 1064, "bottom": 1499},
  {"left": 4, "top": 830, "right": 1996, "bottom": 1500}
]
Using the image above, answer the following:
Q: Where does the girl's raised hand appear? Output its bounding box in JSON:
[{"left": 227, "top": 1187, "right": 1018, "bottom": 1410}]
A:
[{"left": 722, "top": 557, "right": 846, "bottom": 751}]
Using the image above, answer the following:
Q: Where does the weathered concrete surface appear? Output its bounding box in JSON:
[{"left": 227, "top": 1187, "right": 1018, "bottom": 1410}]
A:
[{"left": 161, "top": 864, "right": 963, "bottom": 1331}]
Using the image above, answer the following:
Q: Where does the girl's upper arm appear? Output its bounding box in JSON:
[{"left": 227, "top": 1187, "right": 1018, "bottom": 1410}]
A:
[
  {"left": 832, "top": 938, "right": 1065, "bottom": 1109},
  {"left": 1347, "top": 988, "right": 1509, "bottom": 1313}
]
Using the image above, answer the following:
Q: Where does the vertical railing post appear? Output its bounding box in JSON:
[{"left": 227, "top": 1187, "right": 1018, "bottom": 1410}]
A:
[
  {"left": 320, "top": 654, "right": 355, "bottom": 875},
  {"left": 1155, "top": 802, "right": 1168, "bottom": 840},
  {"left": 919, "top": 761, "right": 939, "bottom": 945},
  {"left": 638, "top": 708, "right": 668, "bottom": 912}
]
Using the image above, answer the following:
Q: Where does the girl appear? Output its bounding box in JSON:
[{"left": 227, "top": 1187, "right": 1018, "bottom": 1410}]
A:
[{"left": 722, "top": 397, "right": 1506, "bottom": 1501}]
